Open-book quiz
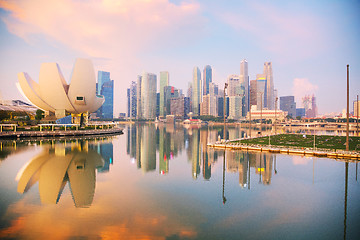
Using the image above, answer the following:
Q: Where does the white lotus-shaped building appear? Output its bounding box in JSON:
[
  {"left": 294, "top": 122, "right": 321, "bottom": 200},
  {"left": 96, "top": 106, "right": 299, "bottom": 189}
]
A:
[{"left": 17, "top": 58, "right": 104, "bottom": 119}]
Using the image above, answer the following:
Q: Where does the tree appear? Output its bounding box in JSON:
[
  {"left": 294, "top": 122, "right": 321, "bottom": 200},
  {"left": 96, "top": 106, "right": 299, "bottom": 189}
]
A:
[{"left": 35, "top": 109, "right": 44, "bottom": 120}]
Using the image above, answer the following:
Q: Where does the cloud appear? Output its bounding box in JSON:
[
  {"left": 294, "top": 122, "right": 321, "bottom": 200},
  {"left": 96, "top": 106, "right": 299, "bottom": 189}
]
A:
[
  {"left": 215, "top": 2, "right": 327, "bottom": 62},
  {"left": 0, "top": 0, "right": 205, "bottom": 114},
  {"left": 292, "top": 78, "right": 318, "bottom": 106}
]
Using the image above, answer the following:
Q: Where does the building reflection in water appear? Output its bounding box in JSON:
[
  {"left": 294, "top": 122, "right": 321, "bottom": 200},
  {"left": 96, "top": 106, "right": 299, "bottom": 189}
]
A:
[
  {"left": 16, "top": 140, "right": 109, "bottom": 208},
  {"left": 126, "top": 124, "right": 276, "bottom": 186}
]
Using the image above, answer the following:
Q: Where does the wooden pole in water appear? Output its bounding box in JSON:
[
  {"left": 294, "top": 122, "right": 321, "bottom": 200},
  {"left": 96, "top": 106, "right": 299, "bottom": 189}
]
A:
[{"left": 346, "top": 65, "right": 349, "bottom": 151}]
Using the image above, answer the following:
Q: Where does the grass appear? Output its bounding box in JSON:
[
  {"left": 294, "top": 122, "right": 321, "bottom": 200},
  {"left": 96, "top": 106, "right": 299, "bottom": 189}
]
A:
[{"left": 231, "top": 134, "right": 360, "bottom": 151}]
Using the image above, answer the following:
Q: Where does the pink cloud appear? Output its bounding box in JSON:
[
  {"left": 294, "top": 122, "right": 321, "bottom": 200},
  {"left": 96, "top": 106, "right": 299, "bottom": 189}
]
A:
[
  {"left": 0, "top": 0, "right": 205, "bottom": 114},
  {"left": 292, "top": 78, "right": 318, "bottom": 106},
  {"left": 216, "top": 2, "right": 327, "bottom": 62}
]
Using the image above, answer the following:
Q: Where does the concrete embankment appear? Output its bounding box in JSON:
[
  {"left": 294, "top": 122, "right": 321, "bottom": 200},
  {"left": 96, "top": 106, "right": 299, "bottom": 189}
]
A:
[
  {"left": 208, "top": 143, "right": 360, "bottom": 161},
  {"left": 0, "top": 128, "right": 123, "bottom": 139}
]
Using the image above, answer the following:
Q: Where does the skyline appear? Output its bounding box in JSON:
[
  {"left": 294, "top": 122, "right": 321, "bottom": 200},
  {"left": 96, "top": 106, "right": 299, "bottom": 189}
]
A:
[{"left": 0, "top": 0, "right": 359, "bottom": 116}]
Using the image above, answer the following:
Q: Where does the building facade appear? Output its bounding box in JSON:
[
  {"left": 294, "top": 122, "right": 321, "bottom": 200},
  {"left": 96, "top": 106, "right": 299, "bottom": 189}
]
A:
[
  {"left": 203, "top": 65, "right": 212, "bottom": 96},
  {"left": 192, "top": 67, "right": 201, "bottom": 116},
  {"left": 280, "top": 96, "right": 296, "bottom": 118},
  {"left": 141, "top": 72, "right": 157, "bottom": 119},
  {"left": 159, "top": 71, "right": 169, "bottom": 117}
]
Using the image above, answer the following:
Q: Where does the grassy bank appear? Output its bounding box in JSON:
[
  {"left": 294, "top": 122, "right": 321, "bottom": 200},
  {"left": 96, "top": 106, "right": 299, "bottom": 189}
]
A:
[{"left": 231, "top": 134, "right": 360, "bottom": 151}]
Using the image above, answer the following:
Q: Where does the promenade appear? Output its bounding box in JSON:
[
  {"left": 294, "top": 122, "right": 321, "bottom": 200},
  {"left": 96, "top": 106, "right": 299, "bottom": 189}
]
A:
[{"left": 0, "top": 127, "right": 123, "bottom": 139}]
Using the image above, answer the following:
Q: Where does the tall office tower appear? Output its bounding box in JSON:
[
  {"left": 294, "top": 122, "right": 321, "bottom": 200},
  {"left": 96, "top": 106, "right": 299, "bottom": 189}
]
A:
[
  {"left": 96, "top": 71, "right": 113, "bottom": 118},
  {"left": 256, "top": 79, "right": 267, "bottom": 110},
  {"left": 160, "top": 71, "right": 169, "bottom": 117},
  {"left": 240, "top": 59, "right": 249, "bottom": 114},
  {"left": 209, "top": 82, "right": 218, "bottom": 116},
  {"left": 127, "top": 88, "right": 130, "bottom": 118},
  {"left": 203, "top": 65, "right": 212, "bottom": 95},
  {"left": 141, "top": 72, "right": 157, "bottom": 119},
  {"left": 156, "top": 92, "right": 160, "bottom": 117},
  {"left": 192, "top": 67, "right": 201, "bottom": 116},
  {"left": 184, "top": 97, "right": 191, "bottom": 117},
  {"left": 227, "top": 74, "right": 241, "bottom": 96},
  {"left": 263, "top": 62, "right": 274, "bottom": 109},
  {"left": 229, "top": 96, "right": 242, "bottom": 120},
  {"left": 97, "top": 71, "right": 110, "bottom": 95},
  {"left": 250, "top": 80, "right": 257, "bottom": 107},
  {"left": 280, "top": 96, "right": 296, "bottom": 118},
  {"left": 136, "top": 75, "right": 142, "bottom": 119},
  {"left": 101, "top": 80, "right": 114, "bottom": 118},
  {"left": 354, "top": 100, "right": 360, "bottom": 117},
  {"left": 130, "top": 81, "right": 137, "bottom": 118}
]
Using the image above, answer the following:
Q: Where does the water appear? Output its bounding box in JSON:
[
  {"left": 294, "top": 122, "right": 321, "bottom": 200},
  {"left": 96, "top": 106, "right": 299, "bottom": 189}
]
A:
[{"left": 0, "top": 124, "right": 359, "bottom": 240}]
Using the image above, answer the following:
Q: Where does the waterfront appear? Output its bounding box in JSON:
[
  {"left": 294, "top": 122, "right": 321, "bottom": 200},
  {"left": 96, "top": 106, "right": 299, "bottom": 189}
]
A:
[{"left": 0, "top": 124, "right": 359, "bottom": 239}]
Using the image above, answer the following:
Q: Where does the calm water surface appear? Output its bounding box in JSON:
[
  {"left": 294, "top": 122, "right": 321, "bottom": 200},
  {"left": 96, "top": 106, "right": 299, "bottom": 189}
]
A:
[{"left": 0, "top": 124, "right": 359, "bottom": 240}]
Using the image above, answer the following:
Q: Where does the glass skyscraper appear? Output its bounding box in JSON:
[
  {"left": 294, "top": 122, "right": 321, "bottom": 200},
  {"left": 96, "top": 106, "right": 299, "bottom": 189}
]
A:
[
  {"left": 97, "top": 71, "right": 113, "bottom": 119},
  {"left": 192, "top": 67, "right": 201, "bottom": 116},
  {"left": 159, "top": 71, "right": 169, "bottom": 117},
  {"left": 141, "top": 72, "right": 157, "bottom": 119},
  {"left": 203, "top": 65, "right": 212, "bottom": 96}
]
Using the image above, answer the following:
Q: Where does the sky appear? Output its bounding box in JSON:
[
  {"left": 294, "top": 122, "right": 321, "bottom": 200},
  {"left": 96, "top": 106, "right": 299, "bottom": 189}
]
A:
[{"left": 0, "top": 0, "right": 359, "bottom": 116}]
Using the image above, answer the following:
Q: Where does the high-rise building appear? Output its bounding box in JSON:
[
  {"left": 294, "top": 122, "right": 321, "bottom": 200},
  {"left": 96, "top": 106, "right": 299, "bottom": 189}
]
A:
[
  {"left": 192, "top": 67, "right": 201, "bottom": 116},
  {"left": 97, "top": 71, "right": 113, "bottom": 118},
  {"left": 256, "top": 79, "right": 267, "bottom": 110},
  {"left": 203, "top": 65, "right": 212, "bottom": 95},
  {"left": 127, "top": 81, "right": 137, "bottom": 118},
  {"left": 227, "top": 75, "right": 241, "bottom": 97},
  {"left": 97, "top": 71, "right": 110, "bottom": 95},
  {"left": 229, "top": 96, "right": 242, "bottom": 120},
  {"left": 263, "top": 62, "right": 274, "bottom": 110},
  {"left": 354, "top": 100, "right": 360, "bottom": 117},
  {"left": 159, "top": 71, "right": 169, "bottom": 117},
  {"left": 101, "top": 80, "right": 114, "bottom": 118},
  {"left": 302, "top": 94, "right": 317, "bottom": 118},
  {"left": 127, "top": 88, "right": 130, "bottom": 118},
  {"left": 136, "top": 75, "right": 142, "bottom": 119},
  {"left": 250, "top": 80, "right": 257, "bottom": 107},
  {"left": 240, "top": 59, "right": 249, "bottom": 115},
  {"left": 141, "top": 72, "right": 157, "bottom": 119},
  {"left": 280, "top": 96, "right": 296, "bottom": 118}
]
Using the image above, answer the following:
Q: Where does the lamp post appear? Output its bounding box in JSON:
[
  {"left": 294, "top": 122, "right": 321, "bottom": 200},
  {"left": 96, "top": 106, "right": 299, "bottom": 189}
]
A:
[{"left": 223, "top": 83, "right": 228, "bottom": 141}]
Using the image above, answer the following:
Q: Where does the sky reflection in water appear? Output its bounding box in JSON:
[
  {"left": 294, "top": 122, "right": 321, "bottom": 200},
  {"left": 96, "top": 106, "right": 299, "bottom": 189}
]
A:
[{"left": 0, "top": 124, "right": 359, "bottom": 240}]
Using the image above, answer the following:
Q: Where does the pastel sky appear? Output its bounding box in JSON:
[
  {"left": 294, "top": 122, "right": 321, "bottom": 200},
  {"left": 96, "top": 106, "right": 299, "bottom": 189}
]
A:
[{"left": 0, "top": 0, "right": 359, "bottom": 116}]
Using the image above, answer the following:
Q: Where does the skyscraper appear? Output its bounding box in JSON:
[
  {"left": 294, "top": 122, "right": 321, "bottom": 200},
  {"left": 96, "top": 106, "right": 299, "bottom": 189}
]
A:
[
  {"left": 203, "top": 65, "right": 212, "bottom": 95},
  {"left": 100, "top": 80, "right": 114, "bottom": 118},
  {"left": 192, "top": 67, "right": 201, "bottom": 116},
  {"left": 263, "top": 62, "right": 274, "bottom": 110},
  {"left": 141, "top": 72, "right": 157, "bottom": 119},
  {"left": 250, "top": 80, "right": 257, "bottom": 107},
  {"left": 240, "top": 59, "right": 249, "bottom": 115},
  {"left": 127, "top": 81, "right": 137, "bottom": 118},
  {"left": 136, "top": 75, "right": 142, "bottom": 119},
  {"left": 280, "top": 96, "right": 296, "bottom": 118},
  {"left": 97, "top": 71, "right": 110, "bottom": 95},
  {"left": 97, "top": 71, "right": 113, "bottom": 119},
  {"left": 256, "top": 79, "right": 267, "bottom": 110},
  {"left": 159, "top": 71, "right": 169, "bottom": 117},
  {"left": 227, "top": 75, "right": 241, "bottom": 97}
]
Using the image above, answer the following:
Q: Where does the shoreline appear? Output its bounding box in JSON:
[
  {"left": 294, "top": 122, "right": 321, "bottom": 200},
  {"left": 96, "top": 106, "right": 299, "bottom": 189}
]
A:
[{"left": 0, "top": 128, "right": 123, "bottom": 139}]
